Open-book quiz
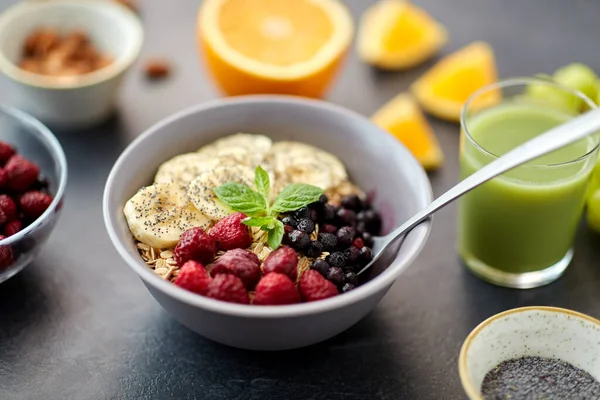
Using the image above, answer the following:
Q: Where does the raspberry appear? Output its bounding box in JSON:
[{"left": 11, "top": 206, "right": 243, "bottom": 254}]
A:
[
  {"left": 174, "top": 227, "right": 217, "bottom": 265},
  {"left": 298, "top": 270, "right": 338, "bottom": 302},
  {"left": 254, "top": 273, "right": 301, "bottom": 305},
  {"left": 353, "top": 237, "right": 365, "bottom": 249},
  {"left": 0, "top": 169, "right": 7, "bottom": 189},
  {"left": 174, "top": 260, "right": 211, "bottom": 294},
  {"left": 18, "top": 191, "right": 53, "bottom": 219},
  {"left": 210, "top": 248, "right": 261, "bottom": 289},
  {"left": 3, "top": 220, "right": 21, "bottom": 237},
  {"left": 262, "top": 246, "right": 298, "bottom": 281},
  {"left": 209, "top": 212, "right": 251, "bottom": 251},
  {"left": 0, "top": 235, "right": 13, "bottom": 269},
  {"left": 0, "top": 195, "right": 18, "bottom": 222},
  {"left": 4, "top": 155, "right": 39, "bottom": 192},
  {"left": 0, "top": 142, "right": 15, "bottom": 165},
  {"left": 205, "top": 274, "right": 249, "bottom": 304}
]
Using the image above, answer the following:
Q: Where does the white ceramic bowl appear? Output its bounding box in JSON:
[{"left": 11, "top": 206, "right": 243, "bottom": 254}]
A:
[
  {"left": 103, "top": 96, "right": 432, "bottom": 350},
  {"left": 459, "top": 306, "right": 600, "bottom": 399},
  {"left": 0, "top": 0, "right": 143, "bottom": 128}
]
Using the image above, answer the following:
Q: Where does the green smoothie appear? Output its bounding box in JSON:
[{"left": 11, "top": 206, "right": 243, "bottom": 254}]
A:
[{"left": 458, "top": 103, "right": 597, "bottom": 274}]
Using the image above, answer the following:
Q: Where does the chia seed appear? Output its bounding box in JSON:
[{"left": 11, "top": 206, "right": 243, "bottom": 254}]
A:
[{"left": 481, "top": 356, "right": 600, "bottom": 400}]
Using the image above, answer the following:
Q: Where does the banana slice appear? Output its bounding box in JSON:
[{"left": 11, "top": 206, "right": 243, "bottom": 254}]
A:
[
  {"left": 197, "top": 133, "right": 272, "bottom": 167},
  {"left": 124, "top": 183, "right": 211, "bottom": 249},
  {"left": 188, "top": 165, "right": 255, "bottom": 220},
  {"left": 154, "top": 153, "right": 219, "bottom": 185}
]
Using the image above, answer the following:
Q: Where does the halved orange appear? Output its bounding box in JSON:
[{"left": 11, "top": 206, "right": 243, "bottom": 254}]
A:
[
  {"left": 372, "top": 93, "right": 443, "bottom": 170},
  {"left": 358, "top": 0, "right": 447, "bottom": 70},
  {"left": 197, "top": 0, "right": 354, "bottom": 98},
  {"left": 411, "top": 41, "right": 499, "bottom": 122}
]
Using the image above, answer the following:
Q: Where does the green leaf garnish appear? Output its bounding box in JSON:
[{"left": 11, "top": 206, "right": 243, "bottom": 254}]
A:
[
  {"left": 214, "top": 182, "right": 267, "bottom": 216},
  {"left": 271, "top": 183, "right": 324, "bottom": 213},
  {"left": 214, "top": 166, "right": 324, "bottom": 249}
]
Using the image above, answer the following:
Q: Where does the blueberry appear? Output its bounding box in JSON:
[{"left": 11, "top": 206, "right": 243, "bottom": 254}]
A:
[
  {"left": 342, "top": 283, "right": 355, "bottom": 293},
  {"left": 327, "top": 267, "right": 344, "bottom": 286},
  {"left": 309, "top": 208, "right": 319, "bottom": 222},
  {"left": 318, "top": 233, "right": 338, "bottom": 251},
  {"left": 356, "top": 221, "right": 367, "bottom": 235},
  {"left": 336, "top": 208, "right": 356, "bottom": 227},
  {"left": 360, "top": 198, "right": 371, "bottom": 210},
  {"left": 344, "top": 246, "right": 360, "bottom": 264},
  {"left": 362, "top": 232, "right": 374, "bottom": 247},
  {"left": 319, "top": 194, "right": 329, "bottom": 205},
  {"left": 297, "top": 218, "right": 315, "bottom": 233},
  {"left": 356, "top": 211, "right": 367, "bottom": 222},
  {"left": 344, "top": 272, "right": 359, "bottom": 286},
  {"left": 358, "top": 246, "right": 373, "bottom": 265},
  {"left": 294, "top": 207, "right": 310, "bottom": 220},
  {"left": 311, "top": 259, "right": 330, "bottom": 277},
  {"left": 341, "top": 194, "right": 361, "bottom": 211},
  {"left": 323, "top": 204, "right": 338, "bottom": 222},
  {"left": 364, "top": 209, "right": 382, "bottom": 234},
  {"left": 326, "top": 252, "right": 346, "bottom": 269},
  {"left": 289, "top": 230, "right": 310, "bottom": 250},
  {"left": 321, "top": 224, "right": 338, "bottom": 234},
  {"left": 306, "top": 241, "right": 324, "bottom": 258},
  {"left": 281, "top": 216, "right": 298, "bottom": 228},
  {"left": 336, "top": 226, "right": 355, "bottom": 248}
]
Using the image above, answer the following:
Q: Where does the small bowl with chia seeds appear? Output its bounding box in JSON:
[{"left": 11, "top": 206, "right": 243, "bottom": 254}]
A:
[{"left": 459, "top": 306, "right": 600, "bottom": 400}]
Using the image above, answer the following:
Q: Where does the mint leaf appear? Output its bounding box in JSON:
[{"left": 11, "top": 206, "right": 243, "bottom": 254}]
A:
[
  {"left": 267, "top": 220, "right": 285, "bottom": 250},
  {"left": 271, "top": 183, "right": 324, "bottom": 213},
  {"left": 214, "top": 182, "right": 267, "bottom": 216},
  {"left": 254, "top": 166, "right": 270, "bottom": 200},
  {"left": 243, "top": 216, "right": 276, "bottom": 230}
]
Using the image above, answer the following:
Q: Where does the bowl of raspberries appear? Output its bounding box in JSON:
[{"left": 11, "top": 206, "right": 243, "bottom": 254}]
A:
[
  {"left": 104, "top": 96, "right": 432, "bottom": 350},
  {"left": 0, "top": 106, "right": 67, "bottom": 283}
]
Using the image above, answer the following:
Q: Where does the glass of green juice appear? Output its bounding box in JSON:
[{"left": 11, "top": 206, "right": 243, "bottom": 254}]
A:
[{"left": 458, "top": 78, "right": 600, "bottom": 288}]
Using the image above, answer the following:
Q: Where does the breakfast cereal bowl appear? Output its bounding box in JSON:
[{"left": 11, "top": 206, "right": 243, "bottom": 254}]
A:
[
  {"left": 103, "top": 96, "right": 432, "bottom": 350},
  {"left": 0, "top": 0, "right": 143, "bottom": 128},
  {"left": 0, "top": 106, "right": 67, "bottom": 284}
]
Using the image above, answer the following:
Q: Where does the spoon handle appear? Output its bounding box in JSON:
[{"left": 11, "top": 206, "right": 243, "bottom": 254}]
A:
[{"left": 385, "top": 107, "right": 600, "bottom": 246}]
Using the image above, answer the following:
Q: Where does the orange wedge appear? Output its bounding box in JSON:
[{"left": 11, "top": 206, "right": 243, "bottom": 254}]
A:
[
  {"left": 197, "top": 0, "right": 354, "bottom": 98},
  {"left": 358, "top": 0, "right": 447, "bottom": 70},
  {"left": 411, "top": 41, "right": 499, "bottom": 122},
  {"left": 372, "top": 93, "right": 443, "bottom": 170}
]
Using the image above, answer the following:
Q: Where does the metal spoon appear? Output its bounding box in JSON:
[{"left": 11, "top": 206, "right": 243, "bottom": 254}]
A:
[{"left": 358, "top": 108, "right": 600, "bottom": 276}]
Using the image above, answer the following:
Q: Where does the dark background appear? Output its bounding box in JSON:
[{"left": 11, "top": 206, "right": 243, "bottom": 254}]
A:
[{"left": 1, "top": 1, "right": 600, "bottom": 399}]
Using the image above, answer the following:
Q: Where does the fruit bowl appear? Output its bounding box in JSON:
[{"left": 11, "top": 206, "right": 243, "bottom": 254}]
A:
[
  {"left": 103, "top": 96, "right": 432, "bottom": 350},
  {"left": 0, "top": 106, "right": 67, "bottom": 284}
]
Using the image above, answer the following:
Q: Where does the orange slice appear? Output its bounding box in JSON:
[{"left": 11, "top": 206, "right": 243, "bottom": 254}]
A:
[
  {"left": 197, "top": 0, "right": 354, "bottom": 98},
  {"left": 358, "top": 0, "right": 447, "bottom": 70},
  {"left": 372, "top": 93, "right": 443, "bottom": 170},
  {"left": 411, "top": 41, "right": 499, "bottom": 122}
]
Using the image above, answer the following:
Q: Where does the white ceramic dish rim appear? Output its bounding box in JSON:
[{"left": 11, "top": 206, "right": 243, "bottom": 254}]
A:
[
  {"left": 0, "top": 0, "right": 143, "bottom": 90},
  {"left": 458, "top": 306, "right": 600, "bottom": 400},
  {"left": 103, "top": 95, "right": 433, "bottom": 319},
  {"left": 0, "top": 105, "right": 68, "bottom": 245}
]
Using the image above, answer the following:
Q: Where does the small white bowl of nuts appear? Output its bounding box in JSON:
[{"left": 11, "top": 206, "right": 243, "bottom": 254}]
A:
[{"left": 0, "top": 0, "right": 143, "bottom": 128}]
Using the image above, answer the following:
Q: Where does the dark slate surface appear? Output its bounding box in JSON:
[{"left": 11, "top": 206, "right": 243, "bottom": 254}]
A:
[{"left": 1, "top": 1, "right": 600, "bottom": 399}]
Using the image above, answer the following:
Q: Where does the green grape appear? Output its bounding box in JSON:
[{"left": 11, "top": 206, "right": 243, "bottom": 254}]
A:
[
  {"left": 553, "top": 63, "right": 598, "bottom": 104},
  {"left": 597, "top": 79, "right": 600, "bottom": 105},
  {"left": 524, "top": 78, "right": 582, "bottom": 113},
  {"left": 587, "top": 189, "right": 600, "bottom": 233}
]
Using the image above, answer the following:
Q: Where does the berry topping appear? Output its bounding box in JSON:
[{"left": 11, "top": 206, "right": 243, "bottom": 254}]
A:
[
  {"left": 19, "top": 191, "right": 53, "bottom": 219},
  {"left": 0, "top": 235, "right": 13, "bottom": 270},
  {"left": 327, "top": 267, "right": 344, "bottom": 287},
  {"left": 5, "top": 155, "right": 39, "bottom": 192},
  {"left": 3, "top": 220, "right": 22, "bottom": 237},
  {"left": 344, "top": 246, "right": 360, "bottom": 264},
  {"left": 281, "top": 215, "right": 298, "bottom": 228},
  {"left": 0, "top": 195, "right": 17, "bottom": 222},
  {"left": 253, "top": 273, "right": 301, "bottom": 305},
  {"left": 210, "top": 248, "right": 261, "bottom": 290},
  {"left": 362, "top": 209, "right": 382, "bottom": 234},
  {"left": 341, "top": 194, "right": 361, "bottom": 211},
  {"left": 263, "top": 245, "right": 298, "bottom": 281},
  {"left": 321, "top": 224, "right": 338, "bottom": 234},
  {"left": 362, "top": 232, "right": 374, "bottom": 247},
  {"left": 342, "top": 283, "right": 355, "bottom": 293},
  {"left": 0, "top": 142, "right": 15, "bottom": 165},
  {"left": 323, "top": 204, "right": 338, "bottom": 222},
  {"left": 326, "top": 251, "right": 346, "bottom": 269},
  {"left": 306, "top": 240, "right": 323, "bottom": 258},
  {"left": 310, "top": 259, "right": 330, "bottom": 277},
  {"left": 308, "top": 208, "right": 318, "bottom": 222},
  {"left": 318, "top": 194, "right": 329, "bottom": 205},
  {"left": 294, "top": 207, "right": 310, "bottom": 220},
  {"left": 358, "top": 246, "right": 373, "bottom": 265},
  {"left": 205, "top": 274, "right": 249, "bottom": 304},
  {"left": 336, "top": 226, "right": 355, "bottom": 248},
  {"left": 317, "top": 232, "right": 337, "bottom": 251},
  {"left": 283, "top": 224, "right": 294, "bottom": 235},
  {"left": 336, "top": 208, "right": 356, "bottom": 227},
  {"left": 353, "top": 237, "right": 365, "bottom": 249},
  {"left": 288, "top": 230, "right": 310, "bottom": 250},
  {"left": 344, "top": 272, "right": 359, "bottom": 286},
  {"left": 209, "top": 212, "right": 252, "bottom": 251},
  {"left": 174, "top": 227, "right": 217, "bottom": 265},
  {"left": 356, "top": 221, "right": 367, "bottom": 235},
  {"left": 298, "top": 270, "right": 339, "bottom": 302},
  {"left": 296, "top": 218, "right": 315, "bottom": 233},
  {"left": 174, "top": 260, "right": 211, "bottom": 294}
]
